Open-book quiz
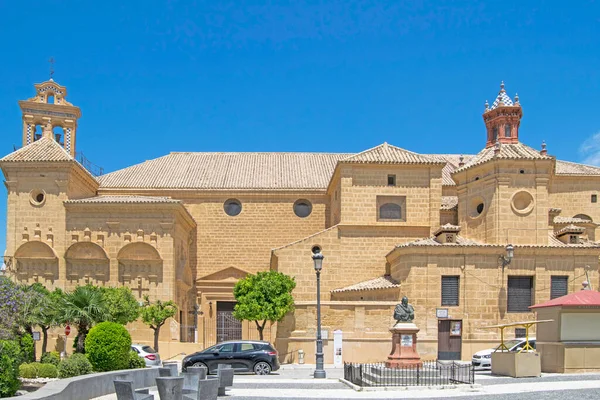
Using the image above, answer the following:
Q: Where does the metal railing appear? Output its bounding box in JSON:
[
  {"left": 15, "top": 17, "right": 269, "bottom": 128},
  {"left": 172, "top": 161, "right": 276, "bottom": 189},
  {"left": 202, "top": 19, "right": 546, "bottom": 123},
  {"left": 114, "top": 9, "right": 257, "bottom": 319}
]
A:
[{"left": 343, "top": 360, "right": 475, "bottom": 387}]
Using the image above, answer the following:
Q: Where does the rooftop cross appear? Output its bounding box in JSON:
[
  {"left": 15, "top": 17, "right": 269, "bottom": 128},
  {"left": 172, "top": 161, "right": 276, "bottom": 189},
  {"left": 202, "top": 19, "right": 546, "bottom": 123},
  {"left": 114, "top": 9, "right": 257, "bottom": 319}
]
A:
[{"left": 48, "top": 57, "right": 55, "bottom": 80}]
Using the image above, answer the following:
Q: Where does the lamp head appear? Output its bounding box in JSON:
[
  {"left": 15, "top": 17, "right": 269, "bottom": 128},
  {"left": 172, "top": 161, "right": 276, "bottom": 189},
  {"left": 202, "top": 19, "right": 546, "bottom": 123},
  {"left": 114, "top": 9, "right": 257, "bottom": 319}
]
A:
[
  {"left": 312, "top": 252, "right": 324, "bottom": 272},
  {"left": 506, "top": 244, "right": 514, "bottom": 260}
]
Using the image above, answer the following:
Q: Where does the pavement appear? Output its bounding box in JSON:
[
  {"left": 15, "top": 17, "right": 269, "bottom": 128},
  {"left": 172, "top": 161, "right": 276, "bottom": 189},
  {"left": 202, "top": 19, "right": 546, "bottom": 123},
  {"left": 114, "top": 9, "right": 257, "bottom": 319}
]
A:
[{"left": 93, "top": 364, "right": 600, "bottom": 399}]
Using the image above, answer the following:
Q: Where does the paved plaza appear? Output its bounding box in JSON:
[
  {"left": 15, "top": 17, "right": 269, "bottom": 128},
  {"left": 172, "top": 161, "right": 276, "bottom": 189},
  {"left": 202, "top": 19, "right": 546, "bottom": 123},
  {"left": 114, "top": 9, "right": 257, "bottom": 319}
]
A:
[{"left": 93, "top": 364, "right": 600, "bottom": 399}]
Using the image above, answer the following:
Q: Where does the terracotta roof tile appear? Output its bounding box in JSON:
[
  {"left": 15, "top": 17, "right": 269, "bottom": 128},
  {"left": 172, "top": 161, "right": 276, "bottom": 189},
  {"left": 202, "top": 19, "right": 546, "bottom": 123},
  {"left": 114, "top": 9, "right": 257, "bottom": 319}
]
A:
[
  {"left": 0, "top": 137, "right": 73, "bottom": 162},
  {"left": 555, "top": 160, "right": 600, "bottom": 176},
  {"left": 555, "top": 224, "right": 586, "bottom": 237},
  {"left": 98, "top": 152, "right": 350, "bottom": 190},
  {"left": 65, "top": 195, "right": 181, "bottom": 204},
  {"left": 530, "top": 289, "right": 600, "bottom": 309},
  {"left": 553, "top": 216, "right": 597, "bottom": 225},
  {"left": 454, "top": 143, "right": 552, "bottom": 173},
  {"left": 441, "top": 196, "right": 458, "bottom": 210},
  {"left": 433, "top": 224, "right": 461, "bottom": 236},
  {"left": 331, "top": 275, "right": 400, "bottom": 294},
  {"left": 340, "top": 143, "right": 444, "bottom": 165}
]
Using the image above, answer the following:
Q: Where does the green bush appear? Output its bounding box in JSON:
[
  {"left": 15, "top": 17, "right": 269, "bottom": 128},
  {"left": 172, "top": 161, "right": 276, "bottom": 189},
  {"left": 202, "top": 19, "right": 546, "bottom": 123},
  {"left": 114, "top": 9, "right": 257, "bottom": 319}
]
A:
[
  {"left": 0, "top": 340, "right": 22, "bottom": 397},
  {"left": 37, "top": 363, "right": 59, "bottom": 378},
  {"left": 40, "top": 351, "right": 61, "bottom": 366},
  {"left": 20, "top": 333, "right": 35, "bottom": 363},
  {"left": 128, "top": 350, "right": 146, "bottom": 369},
  {"left": 19, "top": 363, "right": 38, "bottom": 379},
  {"left": 85, "top": 322, "right": 131, "bottom": 372},
  {"left": 57, "top": 354, "right": 93, "bottom": 378}
]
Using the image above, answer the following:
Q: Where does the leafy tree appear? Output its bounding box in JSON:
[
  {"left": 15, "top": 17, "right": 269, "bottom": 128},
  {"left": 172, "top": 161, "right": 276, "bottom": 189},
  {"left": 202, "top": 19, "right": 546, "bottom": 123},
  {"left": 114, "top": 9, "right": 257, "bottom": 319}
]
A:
[
  {"left": 0, "top": 340, "right": 21, "bottom": 397},
  {"left": 0, "top": 277, "right": 24, "bottom": 340},
  {"left": 233, "top": 271, "right": 296, "bottom": 340},
  {"left": 85, "top": 322, "right": 131, "bottom": 372},
  {"left": 100, "top": 286, "right": 140, "bottom": 325},
  {"left": 59, "top": 285, "right": 108, "bottom": 353},
  {"left": 140, "top": 296, "right": 177, "bottom": 352}
]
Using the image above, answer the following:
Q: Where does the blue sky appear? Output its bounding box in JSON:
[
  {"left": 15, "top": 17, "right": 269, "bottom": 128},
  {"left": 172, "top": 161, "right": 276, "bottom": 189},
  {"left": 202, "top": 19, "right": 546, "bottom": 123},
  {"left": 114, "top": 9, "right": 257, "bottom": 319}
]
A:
[{"left": 0, "top": 1, "right": 599, "bottom": 254}]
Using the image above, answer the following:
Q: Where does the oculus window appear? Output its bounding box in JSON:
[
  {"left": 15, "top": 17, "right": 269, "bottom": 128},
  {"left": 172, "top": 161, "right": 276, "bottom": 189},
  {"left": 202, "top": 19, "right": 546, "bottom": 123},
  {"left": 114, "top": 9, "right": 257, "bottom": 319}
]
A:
[
  {"left": 223, "top": 199, "right": 242, "bottom": 217},
  {"left": 293, "top": 200, "right": 312, "bottom": 218}
]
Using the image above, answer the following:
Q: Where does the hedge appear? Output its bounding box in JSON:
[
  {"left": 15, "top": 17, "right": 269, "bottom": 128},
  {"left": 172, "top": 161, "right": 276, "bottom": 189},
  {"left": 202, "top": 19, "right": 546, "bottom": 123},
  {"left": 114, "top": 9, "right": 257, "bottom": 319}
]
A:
[
  {"left": 85, "top": 322, "right": 131, "bottom": 372},
  {"left": 57, "top": 354, "right": 93, "bottom": 378}
]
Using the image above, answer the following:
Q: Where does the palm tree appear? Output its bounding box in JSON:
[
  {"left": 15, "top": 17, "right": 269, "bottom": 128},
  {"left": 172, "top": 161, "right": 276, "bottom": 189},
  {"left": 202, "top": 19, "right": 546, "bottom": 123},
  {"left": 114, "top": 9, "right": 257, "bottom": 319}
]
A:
[{"left": 60, "top": 285, "right": 108, "bottom": 353}]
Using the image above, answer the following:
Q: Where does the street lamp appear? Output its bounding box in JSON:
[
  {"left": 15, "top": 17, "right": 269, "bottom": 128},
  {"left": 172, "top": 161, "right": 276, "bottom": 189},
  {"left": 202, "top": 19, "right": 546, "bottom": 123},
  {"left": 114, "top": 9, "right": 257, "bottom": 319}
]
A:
[
  {"left": 312, "top": 250, "right": 326, "bottom": 379},
  {"left": 500, "top": 244, "right": 514, "bottom": 271}
]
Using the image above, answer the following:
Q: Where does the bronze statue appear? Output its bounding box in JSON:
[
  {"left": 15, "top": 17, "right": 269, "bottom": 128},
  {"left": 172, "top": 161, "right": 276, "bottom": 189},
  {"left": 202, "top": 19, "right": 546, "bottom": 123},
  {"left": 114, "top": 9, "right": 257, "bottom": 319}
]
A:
[{"left": 394, "top": 296, "right": 414, "bottom": 323}]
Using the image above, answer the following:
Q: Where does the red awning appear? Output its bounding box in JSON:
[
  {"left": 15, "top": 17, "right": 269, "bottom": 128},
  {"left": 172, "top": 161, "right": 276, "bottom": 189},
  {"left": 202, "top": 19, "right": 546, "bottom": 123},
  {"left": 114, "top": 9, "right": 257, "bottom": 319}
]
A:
[{"left": 530, "top": 290, "right": 600, "bottom": 309}]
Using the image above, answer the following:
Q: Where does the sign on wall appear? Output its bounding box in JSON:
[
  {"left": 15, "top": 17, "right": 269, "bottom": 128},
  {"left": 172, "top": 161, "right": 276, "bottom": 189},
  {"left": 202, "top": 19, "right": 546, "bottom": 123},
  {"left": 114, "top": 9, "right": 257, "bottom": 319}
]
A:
[
  {"left": 436, "top": 308, "right": 449, "bottom": 318},
  {"left": 32, "top": 331, "right": 41, "bottom": 341},
  {"left": 401, "top": 335, "right": 413, "bottom": 347},
  {"left": 333, "top": 330, "right": 343, "bottom": 367}
]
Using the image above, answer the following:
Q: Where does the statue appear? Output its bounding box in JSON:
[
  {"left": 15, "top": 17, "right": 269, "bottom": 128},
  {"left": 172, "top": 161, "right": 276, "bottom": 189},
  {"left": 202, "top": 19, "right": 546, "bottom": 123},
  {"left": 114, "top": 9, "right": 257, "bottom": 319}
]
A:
[{"left": 393, "top": 296, "right": 414, "bottom": 323}]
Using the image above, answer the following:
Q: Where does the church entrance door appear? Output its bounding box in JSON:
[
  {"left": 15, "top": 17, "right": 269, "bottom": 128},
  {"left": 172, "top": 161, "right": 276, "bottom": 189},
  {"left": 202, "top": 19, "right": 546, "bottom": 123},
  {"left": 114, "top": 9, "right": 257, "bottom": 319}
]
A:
[
  {"left": 437, "top": 319, "right": 462, "bottom": 360},
  {"left": 216, "top": 301, "right": 242, "bottom": 343}
]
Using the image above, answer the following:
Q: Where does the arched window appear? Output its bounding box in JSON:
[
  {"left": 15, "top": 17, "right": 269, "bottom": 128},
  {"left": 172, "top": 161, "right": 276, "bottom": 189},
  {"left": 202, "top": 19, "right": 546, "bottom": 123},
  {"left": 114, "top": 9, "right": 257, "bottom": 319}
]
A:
[
  {"left": 493, "top": 126, "right": 499, "bottom": 141},
  {"left": 573, "top": 214, "right": 592, "bottom": 222},
  {"left": 379, "top": 203, "right": 402, "bottom": 220},
  {"left": 505, "top": 124, "right": 511, "bottom": 137}
]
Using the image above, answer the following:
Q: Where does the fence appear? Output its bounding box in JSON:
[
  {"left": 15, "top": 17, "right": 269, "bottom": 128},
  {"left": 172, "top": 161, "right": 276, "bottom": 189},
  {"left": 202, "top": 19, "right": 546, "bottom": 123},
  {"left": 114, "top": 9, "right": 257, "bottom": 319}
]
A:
[{"left": 343, "top": 360, "right": 475, "bottom": 387}]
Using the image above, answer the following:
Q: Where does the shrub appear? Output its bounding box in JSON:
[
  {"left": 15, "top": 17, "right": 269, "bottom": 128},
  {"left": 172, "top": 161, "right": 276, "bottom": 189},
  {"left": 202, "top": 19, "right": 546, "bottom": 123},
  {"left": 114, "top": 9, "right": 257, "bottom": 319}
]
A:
[
  {"left": 40, "top": 351, "right": 61, "bottom": 366},
  {"left": 19, "top": 363, "right": 38, "bottom": 379},
  {"left": 128, "top": 351, "right": 146, "bottom": 369},
  {"left": 85, "top": 322, "right": 131, "bottom": 372},
  {"left": 58, "top": 354, "right": 93, "bottom": 378},
  {"left": 0, "top": 340, "right": 22, "bottom": 397},
  {"left": 37, "top": 363, "right": 59, "bottom": 378},
  {"left": 20, "top": 333, "right": 35, "bottom": 363}
]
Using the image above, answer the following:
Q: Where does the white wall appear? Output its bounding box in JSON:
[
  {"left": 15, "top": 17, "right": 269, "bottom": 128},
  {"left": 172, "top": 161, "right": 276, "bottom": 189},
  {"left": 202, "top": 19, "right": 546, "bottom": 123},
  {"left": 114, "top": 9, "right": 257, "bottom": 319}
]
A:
[{"left": 561, "top": 313, "right": 600, "bottom": 341}]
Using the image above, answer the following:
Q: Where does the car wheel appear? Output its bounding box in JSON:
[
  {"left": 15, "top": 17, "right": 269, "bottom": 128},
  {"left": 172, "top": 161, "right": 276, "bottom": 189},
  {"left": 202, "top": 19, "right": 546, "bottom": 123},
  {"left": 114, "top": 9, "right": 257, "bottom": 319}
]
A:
[
  {"left": 192, "top": 361, "right": 208, "bottom": 371},
  {"left": 254, "top": 361, "right": 271, "bottom": 375}
]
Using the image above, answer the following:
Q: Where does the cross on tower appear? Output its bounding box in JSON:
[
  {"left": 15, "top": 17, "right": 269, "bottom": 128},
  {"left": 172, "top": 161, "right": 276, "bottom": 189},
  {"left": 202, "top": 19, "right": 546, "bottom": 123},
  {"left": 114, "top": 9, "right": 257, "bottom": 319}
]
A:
[
  {"left": 48, "top": 57, "right": 55, "bottom": 80},
  {"left": 135, "top": 277, "right": 150, "bottom": 298}
]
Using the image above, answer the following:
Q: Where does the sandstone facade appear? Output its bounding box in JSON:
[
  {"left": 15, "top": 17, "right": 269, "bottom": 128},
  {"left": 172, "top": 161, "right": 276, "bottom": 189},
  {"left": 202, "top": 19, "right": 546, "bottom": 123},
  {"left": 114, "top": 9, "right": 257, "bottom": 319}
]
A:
[{"left": 2, "top": 80, "right": 599, "bottom": 362}]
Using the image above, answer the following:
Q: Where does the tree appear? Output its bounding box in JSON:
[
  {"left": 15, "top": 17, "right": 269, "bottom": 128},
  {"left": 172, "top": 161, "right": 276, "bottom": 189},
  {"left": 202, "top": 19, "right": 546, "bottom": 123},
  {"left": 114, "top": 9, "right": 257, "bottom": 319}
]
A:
[
  {"left": 140, "top": 296, "right": 177, "bottom": 352},
  {"left": 101, "top": 287, "right": 140, "bottom": 325},
  {"left": 37, "top": 288, "right": 64, "bottom": 355},
  {"left": 59, "top": 285, "right": 108, "bottom": 353},
  {"left": 233, "top": 271, "right": 296, "bottom": 340},
  {"left": 0, "top": 277, "right": 24, "bottom": 340}
]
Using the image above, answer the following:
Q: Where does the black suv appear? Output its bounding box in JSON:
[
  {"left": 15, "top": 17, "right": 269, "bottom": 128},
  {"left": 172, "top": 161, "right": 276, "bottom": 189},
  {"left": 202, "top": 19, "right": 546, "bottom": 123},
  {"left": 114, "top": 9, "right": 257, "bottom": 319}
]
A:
[{"left": 182, "top": 340, "right": 280, "bottom": 375}]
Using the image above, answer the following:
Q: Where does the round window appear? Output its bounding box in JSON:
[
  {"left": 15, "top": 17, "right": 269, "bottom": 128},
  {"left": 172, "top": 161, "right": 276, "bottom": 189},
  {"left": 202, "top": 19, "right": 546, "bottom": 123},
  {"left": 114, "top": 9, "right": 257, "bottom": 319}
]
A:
[
  {"left": 293, "top": 200, "right": 312, "bottom": 218},
  {"left": 469, "top": 196, "right": 485, "bottom": 218},
  {"left": 511, "top": 191, "right": 534, "bottom": 215},
  {"left": 223, "top": 199, "right": 242, "bottom": 217},
  {"left": 29, "top": 189, "right": 46, "bottom": 206}
]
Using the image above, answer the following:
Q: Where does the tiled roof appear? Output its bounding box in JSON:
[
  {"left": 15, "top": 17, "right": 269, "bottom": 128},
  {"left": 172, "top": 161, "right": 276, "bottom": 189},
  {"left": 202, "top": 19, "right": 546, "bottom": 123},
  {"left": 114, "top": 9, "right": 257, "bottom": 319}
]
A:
[
  {"left": 340, "top": 143, "right": 444, "bottom": 165},
  {"left": 553, "top": 216, "right": 597, "bottom": 225},
  {"left": 433, "top": 224, "right": 461, "bottom": 236},
  {"left": 331, "top": 275, "right": 400, "bottom": 294},
  {"left": 453, "top": 143, "right": 552, "bottom": 173},
  {"left": 65, "top": 195, "right": 181, "bottom": 204},
  {"left": 548, "top": 208, "right": 562, "bottom": 214},
  {"left": 426, "top": 154, "right": 474, "bottom": 186},
  {"left": 98, "top": 152, "right": 350, "bottom": 190},
  {"left": 547, "top": 235, "right": 600, "bottom": 247},
  {"left": 441, "top": 196, "right": 458, "bottom": 210},
  {"left": 530, "top": 289, "right": 600, "bottom": 309},
  {"left": 555, "top": 224, "right": 586, "bottom": 237},
  {"left": 0, "top": 137, "right": 73, "bottom": 163},
  {"left": 555, "top": 160, "right": 600, "bottom": 176},
  {"left": 395, "top": 235, "right": 484, "bottom": 248}
]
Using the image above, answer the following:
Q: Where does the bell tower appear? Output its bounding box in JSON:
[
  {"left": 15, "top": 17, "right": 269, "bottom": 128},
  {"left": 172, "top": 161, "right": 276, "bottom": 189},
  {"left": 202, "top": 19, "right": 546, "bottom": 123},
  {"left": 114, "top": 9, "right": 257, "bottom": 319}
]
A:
[
  {"left": 18, "top": 79, "right": 81, "bottom": 156},
  {"left": 483, "top": 82, "right": 522, "bottom": 148}
]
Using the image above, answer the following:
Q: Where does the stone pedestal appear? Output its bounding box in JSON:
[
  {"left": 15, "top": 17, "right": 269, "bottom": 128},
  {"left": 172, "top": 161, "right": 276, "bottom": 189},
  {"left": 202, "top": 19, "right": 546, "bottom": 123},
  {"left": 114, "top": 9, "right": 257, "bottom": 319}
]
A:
[{"left": 386, "top": 322, "right": 422, "bottom": 368}]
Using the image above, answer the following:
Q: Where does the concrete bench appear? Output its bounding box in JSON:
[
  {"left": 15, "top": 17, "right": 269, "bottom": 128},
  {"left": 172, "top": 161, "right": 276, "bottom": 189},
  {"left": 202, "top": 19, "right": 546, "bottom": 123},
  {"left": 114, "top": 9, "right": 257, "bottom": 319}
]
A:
[
  {"left": 113, "top": 380, "right": 154, "bottom": 400},
  {"left": 156, "top": 376, "right": 193, "bottom": 400},
  {"left": 217, "top": 368, "right": 234, "bottom": 396},
  {"left": 197, "top": 377, "right": 219, "bottom": 400}
]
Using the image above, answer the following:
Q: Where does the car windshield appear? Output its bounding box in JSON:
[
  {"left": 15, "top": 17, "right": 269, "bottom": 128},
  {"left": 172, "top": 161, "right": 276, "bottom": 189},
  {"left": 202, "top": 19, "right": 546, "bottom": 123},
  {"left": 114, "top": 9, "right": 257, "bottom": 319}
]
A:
[
  {"left": 200, "top": 345, "right": 220, "bottom": 353},
  {"left": 142, "top": 346, "right": 156, "bottom": 353},
  {"left": 495, "top": 340, "right": 522, "bottom": 350}
]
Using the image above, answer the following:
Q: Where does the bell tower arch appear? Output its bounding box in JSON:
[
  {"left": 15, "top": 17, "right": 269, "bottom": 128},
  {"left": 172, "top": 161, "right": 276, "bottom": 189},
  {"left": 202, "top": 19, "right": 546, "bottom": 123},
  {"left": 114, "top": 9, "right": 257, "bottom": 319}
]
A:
[{"left": 18, "top": 79, "right": 81, "bottom": 156}]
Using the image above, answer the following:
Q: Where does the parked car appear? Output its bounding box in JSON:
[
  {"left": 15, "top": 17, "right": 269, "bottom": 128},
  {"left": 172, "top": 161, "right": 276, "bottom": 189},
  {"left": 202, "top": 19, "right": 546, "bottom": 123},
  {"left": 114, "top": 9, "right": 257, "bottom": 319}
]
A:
[
  {"left": 182, "top": 340, "right": 280, "bottom": 375},
  {"left": 472, "top": 338, "right": 536, "bottom": 368},
  {"left": 131, "top": 344, "right": 161, "bottom": 367}
]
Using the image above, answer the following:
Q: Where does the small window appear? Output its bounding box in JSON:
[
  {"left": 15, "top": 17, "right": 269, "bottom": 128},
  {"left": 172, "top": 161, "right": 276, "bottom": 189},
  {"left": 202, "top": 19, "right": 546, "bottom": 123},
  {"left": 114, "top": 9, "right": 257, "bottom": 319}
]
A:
[
  {"left": 379, "top": 203, "right": 401, "bottom": 220},
  {"left": 476, "top": 203, "right": 484, "bottom": 215},
  {"left": 445, "top": 233, "right": 455, "bottom": 243},
  {"left": 47, "top": 94, "right": 54, "bottom": 104},
  {"left": 507, "top": 276, "right": 534, "bottom": 313},
  {"left": 592, "top": 194, "right": 597, "bottom": 203},
  {"left": 387, "top": 175, "right": 396, "bottom": 186},
  {"left": 569, "top": 235, "right": 579, "bottom": 244},
  {"left": 223, "top": 199, "right": 242, "bottom": 216},
  {"left": 505, "top": 124, "right": 511, "bottom": 138},
  {"left": 240, "top": 343, "right": 255, "bottom": 352},
  {"left": 519, "top": 169, "right": 525, "bottom": 174},
  {"left": 493, "top": 126, "right": 499, "bottom": 141},
  {"left": 550, "top": 276, "right": 568, "bottom": 299},
  {"left": 293, "top": 200, "right": 312, "bottom": 218},
  {"left": 515, "top": 328, "right": 526, "bottom": 338},
  {"left": 441, "top": 276, "right": 460, "bottom": 306}
]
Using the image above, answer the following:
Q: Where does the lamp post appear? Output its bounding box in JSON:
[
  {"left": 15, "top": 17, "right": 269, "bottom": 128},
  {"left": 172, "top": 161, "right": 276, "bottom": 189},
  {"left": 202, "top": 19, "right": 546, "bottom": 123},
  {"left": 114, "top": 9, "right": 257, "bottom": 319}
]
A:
[
  {"left": 500, "top": 243, "right": 514, "bottom": 271},
  {"left": 312, "top": 251, "right": 326, "bottom": 379}
]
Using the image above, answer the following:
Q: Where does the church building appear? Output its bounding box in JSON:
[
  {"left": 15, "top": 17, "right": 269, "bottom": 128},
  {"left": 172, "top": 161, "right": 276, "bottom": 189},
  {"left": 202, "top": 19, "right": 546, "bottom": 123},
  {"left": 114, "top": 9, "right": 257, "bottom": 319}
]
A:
[{"left": 2, "top": 79, "right": 599, "bottom": 362}]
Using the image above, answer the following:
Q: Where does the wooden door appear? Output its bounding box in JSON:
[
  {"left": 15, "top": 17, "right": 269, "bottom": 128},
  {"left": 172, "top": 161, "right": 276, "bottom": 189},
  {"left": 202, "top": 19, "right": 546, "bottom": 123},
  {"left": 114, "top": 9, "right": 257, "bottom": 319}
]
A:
[{"left": 438, "top": 319, "right": 462, "bottom": 360}]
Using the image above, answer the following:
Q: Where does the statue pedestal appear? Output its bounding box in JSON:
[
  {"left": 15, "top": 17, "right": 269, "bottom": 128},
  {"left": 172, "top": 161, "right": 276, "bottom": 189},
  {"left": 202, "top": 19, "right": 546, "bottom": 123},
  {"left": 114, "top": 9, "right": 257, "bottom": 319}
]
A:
[{"left": 386, "top": 323, "right": 422, "bottom": 368}]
